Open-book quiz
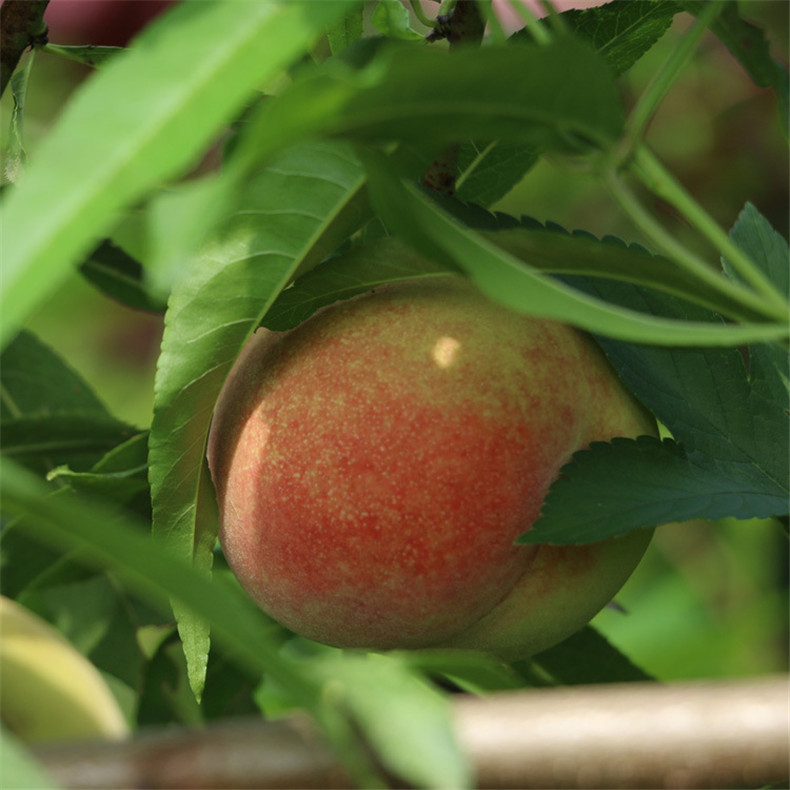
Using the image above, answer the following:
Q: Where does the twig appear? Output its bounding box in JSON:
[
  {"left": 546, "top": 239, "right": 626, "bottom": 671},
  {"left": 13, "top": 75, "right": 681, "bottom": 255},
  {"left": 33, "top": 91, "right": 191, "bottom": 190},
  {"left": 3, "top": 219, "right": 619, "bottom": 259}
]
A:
[
  {"left": 35, "top": 674, "right": 790, "bottom": 789},
  {"left": 423, "top": 0, "right": 485, "bottom": 196},
  {"left": 0, "top": 0, "right": 49, "bottom": 98}
]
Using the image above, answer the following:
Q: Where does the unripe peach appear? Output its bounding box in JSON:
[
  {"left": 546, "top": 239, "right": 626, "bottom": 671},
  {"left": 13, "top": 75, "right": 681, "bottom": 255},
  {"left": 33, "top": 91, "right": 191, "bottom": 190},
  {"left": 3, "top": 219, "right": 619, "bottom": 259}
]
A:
[{"left": 208, "top": 277, "right": 653, "bottom": 659}]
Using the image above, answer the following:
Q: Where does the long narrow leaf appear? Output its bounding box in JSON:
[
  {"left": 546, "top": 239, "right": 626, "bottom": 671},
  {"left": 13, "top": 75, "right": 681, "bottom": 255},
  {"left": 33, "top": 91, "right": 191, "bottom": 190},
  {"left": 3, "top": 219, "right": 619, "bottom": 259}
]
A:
[
  {"left": 0, "top": 0, "right": 357, "bottom": 348},
  {"left": 148, "top": 141, "right": 369, "bottom": 698}
]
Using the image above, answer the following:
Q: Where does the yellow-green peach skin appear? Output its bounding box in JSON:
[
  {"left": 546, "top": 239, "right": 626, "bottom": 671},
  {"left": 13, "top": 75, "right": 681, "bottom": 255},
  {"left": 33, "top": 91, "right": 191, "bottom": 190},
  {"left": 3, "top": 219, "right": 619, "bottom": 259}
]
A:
[{"left": 207, "top": 276, "right": 653, "bottom": 659}]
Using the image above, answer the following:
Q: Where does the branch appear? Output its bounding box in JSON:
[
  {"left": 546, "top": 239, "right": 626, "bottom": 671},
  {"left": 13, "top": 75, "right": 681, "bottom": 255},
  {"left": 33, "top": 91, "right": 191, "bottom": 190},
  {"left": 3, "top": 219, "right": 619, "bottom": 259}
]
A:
[
  {"left": 34, "top": 675, "right": 789, "bottom": 789},
  {"left": 0, "top": 0, "right": 49, "bottom": 97}
]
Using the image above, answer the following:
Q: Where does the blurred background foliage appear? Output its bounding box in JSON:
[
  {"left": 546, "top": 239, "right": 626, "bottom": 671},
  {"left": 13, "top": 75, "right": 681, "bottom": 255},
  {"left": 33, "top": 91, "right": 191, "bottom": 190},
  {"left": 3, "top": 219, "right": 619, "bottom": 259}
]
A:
[{"left": 2, "top": 0, "right": 787, "bottom": 681}]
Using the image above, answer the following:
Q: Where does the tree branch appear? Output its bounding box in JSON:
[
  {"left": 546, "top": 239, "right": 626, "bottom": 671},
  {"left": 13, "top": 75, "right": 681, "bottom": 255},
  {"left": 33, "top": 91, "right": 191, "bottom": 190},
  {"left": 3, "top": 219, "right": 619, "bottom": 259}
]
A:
[
  {"left": 34, "top": 675, "right": 789, "bottom": 789},
  {"left": 0, "top": 0, "right": 49, "bottom": 98}
]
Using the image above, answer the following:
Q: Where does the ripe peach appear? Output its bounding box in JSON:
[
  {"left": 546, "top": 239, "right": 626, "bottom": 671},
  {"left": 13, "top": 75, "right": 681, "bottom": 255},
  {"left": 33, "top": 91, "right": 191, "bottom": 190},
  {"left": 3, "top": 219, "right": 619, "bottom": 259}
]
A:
[{"left": 207, "top": 276, "right": 653, "bottom": 659}]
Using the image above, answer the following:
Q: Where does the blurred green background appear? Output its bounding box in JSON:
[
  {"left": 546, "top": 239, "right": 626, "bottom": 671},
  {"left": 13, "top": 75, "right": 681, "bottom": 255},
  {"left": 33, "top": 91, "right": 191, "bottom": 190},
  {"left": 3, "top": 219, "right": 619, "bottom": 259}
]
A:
[{"left": 3, "top": 1, "right": 787, "bottom": 681}]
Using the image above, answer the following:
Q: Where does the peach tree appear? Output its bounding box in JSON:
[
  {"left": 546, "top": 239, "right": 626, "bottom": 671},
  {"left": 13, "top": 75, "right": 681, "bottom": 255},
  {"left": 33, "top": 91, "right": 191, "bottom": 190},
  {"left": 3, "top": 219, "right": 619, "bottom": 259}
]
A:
[{"left": 0, "top": 1, "right": 787, "bottom": 787}]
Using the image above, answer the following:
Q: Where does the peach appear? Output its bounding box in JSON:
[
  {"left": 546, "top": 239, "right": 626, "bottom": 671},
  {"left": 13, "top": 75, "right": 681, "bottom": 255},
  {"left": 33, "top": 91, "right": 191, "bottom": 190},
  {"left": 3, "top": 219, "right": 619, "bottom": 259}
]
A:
[{"left": 207, "top": 276, "right": 653, "bottom": 659}]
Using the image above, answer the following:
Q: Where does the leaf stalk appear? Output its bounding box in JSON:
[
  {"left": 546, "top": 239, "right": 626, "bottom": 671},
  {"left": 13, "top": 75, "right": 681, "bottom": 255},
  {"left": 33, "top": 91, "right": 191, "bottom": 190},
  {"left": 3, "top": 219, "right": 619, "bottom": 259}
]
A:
[
  {"left": 602, "top": 164, "right": 788, "bottom": 325},
  {"left": 632, "top": 146, "right": 789, "bottom": 316}
]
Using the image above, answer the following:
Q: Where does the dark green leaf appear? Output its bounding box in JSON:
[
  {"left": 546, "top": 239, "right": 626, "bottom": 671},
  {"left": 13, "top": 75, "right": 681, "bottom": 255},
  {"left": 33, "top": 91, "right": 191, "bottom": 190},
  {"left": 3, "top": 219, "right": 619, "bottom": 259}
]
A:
[
  {"left": 80, "top": 240, "right": 167, "bottom": 313},
  {"left": 200, "top": 647, "right": 260, "bottom": 721},
  {"left": 137, "top": 632, "right": 203, "bottom": 727},
  {"left": 571, "top": 282, "right": 789, "bottom": 487},
  {"left": 2, "top": 414, "right": 136, "bottom": 472},
  {"left": 475, "top": 213, "right": 774, "bottom": 323},
  {"left": 455, "top": 141, "right": 539, "bottom": 207},
  {"left": 0, "top": 500, "right": 96, "bottom": 601},
  {"left": 0, "top": 331, "right": 135, "bottom": 473},
  {"left": 524, "top": 436, "right": 788, "bottom": 545},
  {"left": 29, "top": 574, "right": 151, "bottom": 694},
  {"left": 725, "top": 202, "right": 789, "bottom": 298},
  {"left": 0, "top": 331, "right": 107, "bottom": 419},
  {"left": 41, "top": 433, "right": 151, "bottom": 523},
  {"left": 558, "top": 0, "right": 679, "bottom": 76},
  {"left": 524, "top": 625, "right": 654, "bottom": 684},
  {"left": 263, "top": 236, "right": 454, "bottom": 331}
]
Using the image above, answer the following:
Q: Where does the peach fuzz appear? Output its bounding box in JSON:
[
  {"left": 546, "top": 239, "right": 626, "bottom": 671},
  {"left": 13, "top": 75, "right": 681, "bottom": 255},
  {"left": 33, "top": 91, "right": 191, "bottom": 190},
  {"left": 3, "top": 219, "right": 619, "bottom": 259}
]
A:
[{"left": 207, "top": 276, "right": 653, "bottom": 658}]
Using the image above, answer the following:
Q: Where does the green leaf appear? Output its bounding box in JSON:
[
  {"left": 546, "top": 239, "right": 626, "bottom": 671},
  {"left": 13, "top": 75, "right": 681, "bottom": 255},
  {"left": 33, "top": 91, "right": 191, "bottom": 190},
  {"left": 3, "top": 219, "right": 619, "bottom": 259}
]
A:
[
  {"left": 0, "top": 0, "right": 358, "bottom": 349},
  {"left": 0, "top": 728, "right": 61, "bottom": 790},
  {"left": 396, "top": 649, "right": 525, "bottom": 694},
  {"left": 263, "top": 236, "right": 453, "bottom": 331},
  {"left": 726, "top": 202, "right": 789, "bottom": 298},
  {"left": 243, "top": 35, "right": 624, "bottom": 157},
  {"left": 461, "top": 1, "right": 678, "bottom": 207},
  {"left": 137, "top": 632, "right": 203, "bottom": 727},
  {"left": 558, "top": 0, "right": 679, "bottom": 76},
  {"left": 30, "top": 574, "right": 152, "bottom": 697},
  {"left": 47, "top": 432, "right": 151, "bottom": 509},
  {"left": 309, "top": 652, "right": 472, "bottom": 789},
  {"left": 0, "top": 457, "right": 319, "bottom": 713},
  {"left": 0, "top": 331, "right": 106, "bottom": 419},
  {"left": 0, "top": 458, "right": 452, "bottom": 786},
  {"left": 149, "top": 34, "right": 620, "bottom": 273},
  {"left": 455, "top": 140, "right": 539, "bottom": 207},
  {"left": 575, "top": 283, "right": 789, "bottom": 485},
  {"left": 361, "top": 152, "right": 789, "bottom": 346},
  {"left": 458, "top": 209, "right": 773, "bottom": 323},
  {"left": 2, "top": 51, "right": 35, "bottom": 185},
  {"left": 0, "top": 331, "right": 135, "bottom": 473},
  {"left": 524, "top": 625, "right": 654, "bottom": 684},
  {"left": 148, "top": 141, "right": 369, "bottom": 700},
  {"left": 42, "top": 44, "right": 125, "bottom": 68},
  {"left": 79, "top": 240, "right": 167, "bottom": 313},
  {"left": 524, "top": 436, "right": 788, "bottom": 545},
  {"left": 2, "top": 414, "right": 137, "bottom": 472},
  {"left": 522, "top": 278, "right": 790, "bottom": 542},
  {"left": 371, "top": 0, "right": 423, "bottom": 40},
  {"left": 327, "top": 5, "right": 365, "bottom": 54}
]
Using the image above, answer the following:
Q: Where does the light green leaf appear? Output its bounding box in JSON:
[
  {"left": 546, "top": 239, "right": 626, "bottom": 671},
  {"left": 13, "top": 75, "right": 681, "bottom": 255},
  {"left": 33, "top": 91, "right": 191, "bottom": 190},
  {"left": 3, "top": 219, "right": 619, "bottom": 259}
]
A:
[
  {"left": 310, "top": 652, "right": 472, "bottom": 789},
  {"left": 0, "top": 0, "right": 358, "bottom": 349},
  {"left": 371, "top": 0, "right": 423, "bottom": 40},
  {"left": 327, "top": 5, "right": 365, "bottom": 54},
  {"left": 42, "top": 44, "right": 125, "bottom": 68},
  {"left": 148, "top": 141, "right": 369, "bottom": 700},
  {"left": 0, "top": 728, "right": 61, "bottom": 790}
]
